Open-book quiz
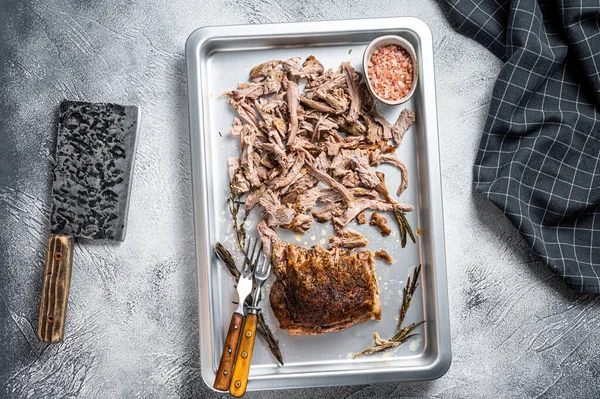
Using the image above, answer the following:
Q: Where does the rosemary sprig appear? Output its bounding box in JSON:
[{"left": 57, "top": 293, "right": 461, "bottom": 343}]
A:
[
  {"left": 214, "top": 242, "right": 240, "bottom": 279},
  {"left": 257, "top": 312, "right": 284, "bottom": 365},
  {"left": 214, "top": 242, "right": 284, "bottom": 366},
  {"left": 398, "top": 264, "right": 421, "bottom": 328},
  {"left": 390, "top": 321, "right": 425, "bottom": 343},
  {"left": 353, "top": 331, "right": 418, "bottom": 358},
  {"left": 354, "top": 265, "right": 424, "bottom": 359},
  {"left": 393, "top": 206, "right": 416, "bottom": 248},
  {"left": 227, "top": 183, "right": 249, "bottom": 255}
]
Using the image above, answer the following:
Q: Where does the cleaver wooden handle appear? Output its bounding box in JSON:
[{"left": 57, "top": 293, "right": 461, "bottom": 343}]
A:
[{"left": 38, "top": 233, "right": 73, "bottom": 343}]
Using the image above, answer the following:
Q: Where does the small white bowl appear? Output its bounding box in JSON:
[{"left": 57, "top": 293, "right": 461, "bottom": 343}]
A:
[{"left": 363, "top": 35, "right": 418, "bottom": 106}]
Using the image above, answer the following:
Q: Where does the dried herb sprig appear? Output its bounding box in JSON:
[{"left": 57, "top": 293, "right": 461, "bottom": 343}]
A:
[
  {"left": 214, "top": 242, "right": 284, "bottom": 366},
  {"left": 393, "top": 206, "right": 416, "bottom": 248},
  {"left": 398, "top": 264, "right": 421, "bottom": 328},
  {"left": 354, "top": 265, "right": 424, "bottom": 358},
  {"left": 227, "top": 183, "right": 249, "bottom": 255},
  {"left": 256, "top": 312, "right": 284, "bottom": 366},
  {"left": 215, "top": 242, "right": 240, "bottom": 279}
]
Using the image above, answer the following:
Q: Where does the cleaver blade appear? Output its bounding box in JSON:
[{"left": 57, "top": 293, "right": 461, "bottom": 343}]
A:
[
  {"left": 38, "top": 100, "right": 140, "bottom": 343},
  {"left": 50, "top": 100, "right": 140, "bottom": 241}
]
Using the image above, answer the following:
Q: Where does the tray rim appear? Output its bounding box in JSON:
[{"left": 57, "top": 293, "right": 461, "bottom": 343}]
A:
[{"left": 185, "top": 16, "right": 452, "bottom": 392}]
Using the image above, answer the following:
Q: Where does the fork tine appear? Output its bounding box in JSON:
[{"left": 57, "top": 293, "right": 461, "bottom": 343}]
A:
[
  {"left": 242, "top": 237, "right": 255, "bottom": 277},
  {"left": 260, "top": 254, "right": 265, "bottom": 274},
  {"left": 240, "top": 237, "right": 251, "bottom": 276},
  {"left": 247, "top": 239, "right": 259, "bottom": 276},
  {"left": 252, "top": 249, "right": 269, "bottom": 278},
  {"left": 251, "top": 239, "right": 261, "bottom": 266},
  {"left": 245, "top": 237, "right": 253, "bottom": 256},
  {"left": 255, "top": 244, "right": 264, "bottom": 272},
  {"left": 261, "top": 252, "right": 271, "bottom": 275},
  {"left": 256, "top": 242, "right": 264, "bottom": 266}
]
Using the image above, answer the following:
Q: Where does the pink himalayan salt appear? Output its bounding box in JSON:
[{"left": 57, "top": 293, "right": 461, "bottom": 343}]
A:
[{"left": 367, "top": 44, "right": 414, "bottom": 101}]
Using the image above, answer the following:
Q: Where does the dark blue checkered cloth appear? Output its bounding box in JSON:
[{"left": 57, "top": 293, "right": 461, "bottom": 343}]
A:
[{"left": 439, "top": 0, "right": 600, "bottom": 292}]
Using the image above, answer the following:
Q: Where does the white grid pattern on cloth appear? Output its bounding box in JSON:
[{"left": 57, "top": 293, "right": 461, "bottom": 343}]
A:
[{"left": 439, "top": 0, "right": 600, "bottom": 292}]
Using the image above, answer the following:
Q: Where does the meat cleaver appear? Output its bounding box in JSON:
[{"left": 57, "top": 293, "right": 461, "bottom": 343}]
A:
[{"left": 38, "top": 100, "right": 140, "bottom": 342}]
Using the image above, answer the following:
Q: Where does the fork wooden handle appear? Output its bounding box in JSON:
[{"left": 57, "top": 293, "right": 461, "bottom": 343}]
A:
[
  {"left": 213, "top": 312, "right": 244, "bottom": 391},
  {"left": 38, "top": 234, "right": 73, "bottom": 342},
  {"left": 229, "top": 313, "right": 258, "bottom": 397}
]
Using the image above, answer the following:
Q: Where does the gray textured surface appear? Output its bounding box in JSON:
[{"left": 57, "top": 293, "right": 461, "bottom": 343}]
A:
[{"left": 1, "top": 1, "right": 599, "bottom": 398}]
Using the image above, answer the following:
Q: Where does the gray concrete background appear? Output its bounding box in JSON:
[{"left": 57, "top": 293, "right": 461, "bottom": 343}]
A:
[{"left": 1, "top": 0, "right": 599, "bottom": 398}]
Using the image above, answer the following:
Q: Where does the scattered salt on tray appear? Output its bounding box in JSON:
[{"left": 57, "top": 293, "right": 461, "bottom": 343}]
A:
[{"left": 367, "top": 44, "right": 413, "bottom": 101}]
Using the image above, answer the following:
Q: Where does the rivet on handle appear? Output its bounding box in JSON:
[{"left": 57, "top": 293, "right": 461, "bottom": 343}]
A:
[{"left": 234, "top": 381, "right": 241, "bottom": 388}]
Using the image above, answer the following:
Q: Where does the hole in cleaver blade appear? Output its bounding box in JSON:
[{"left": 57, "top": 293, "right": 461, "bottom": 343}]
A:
[{"left": 49, "top": 100, "right": 140, "bottom": 242}]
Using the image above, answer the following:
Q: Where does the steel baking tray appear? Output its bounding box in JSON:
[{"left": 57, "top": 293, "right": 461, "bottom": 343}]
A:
[{"left": 186, "top": 17, "right": 451, "bottom": 391}]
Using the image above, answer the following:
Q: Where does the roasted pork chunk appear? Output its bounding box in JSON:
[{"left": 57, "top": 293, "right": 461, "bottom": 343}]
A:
[{"left": 270, "top": 242, "right": 381, "bottom": 335}]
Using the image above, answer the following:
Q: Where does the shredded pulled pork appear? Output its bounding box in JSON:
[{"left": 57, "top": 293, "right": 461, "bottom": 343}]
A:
[
  {"left": 374, "top": 249, "right": 394, "bottom": 263},
  {"left": 224, "top": 56, "right": 415, "bottom": 252},
  {"left": 370, "top": 212, "right": 391, "bottom": 236},
  {"left": 329, "top": 228, "right": 369, "bottom": 249},
  {"left": 356, "top": 210, "right": 367, "bottom": 225}
]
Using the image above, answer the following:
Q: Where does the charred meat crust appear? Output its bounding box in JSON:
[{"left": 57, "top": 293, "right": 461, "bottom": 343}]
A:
[{"left": 270, "top": 243, "right": 381, "bottom": 335}]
